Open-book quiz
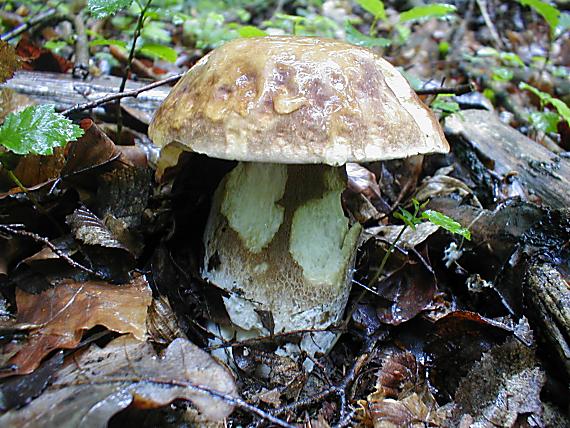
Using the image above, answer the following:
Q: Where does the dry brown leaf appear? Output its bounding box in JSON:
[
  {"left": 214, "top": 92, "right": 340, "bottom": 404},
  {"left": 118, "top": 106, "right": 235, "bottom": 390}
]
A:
[
  {"left": 0, "top": 41, "right": 21, "bottom": 83},
  {"left": 3, "top": 274, "right": 152, "bottom": 376},
  {"left": 66, "top": 205, "right": 127, "bottom": 250},
  {"left": 0, "top": 335, "right": 238, "bottom": 426}
]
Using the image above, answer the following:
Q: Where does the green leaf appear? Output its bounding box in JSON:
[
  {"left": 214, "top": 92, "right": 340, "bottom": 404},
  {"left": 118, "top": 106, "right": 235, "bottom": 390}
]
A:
[
  {"left": 356, "top": 0, "right": 387, "bottom": 20},
  {"left": 431, "top": 95, "right": 460, "bottom": 115},
  {"left": 529, "top": 111, "right": 560, "bottom": 133},
  {"left": 517, "top": 0, "right": 560, "bottom": 36},
  {"left": 520, "top": 82, "right": 570, "bottom": 126},
  {"left": 88, "top": 0, "right": 131, "bottom": 19},
  {"left": 89, "top": 39, "right": 128, "bottom": 48},
  {"left": 138, "top": 43, "right": 178, "bottom": 62},
  {"left": 393, "top": 206, "right": 423, "bottom": 230},
  {"left": 345, "top": 22, "right": 391, "bottom": 48},
  {"left": 499, "top": 52, "right": 525, "bottom": 67},
  {"left": 421, "top": 209, "right": 471, "bottom": 240},
  {"left": 0, "top": 105, "right": 83, "bottom": 156},
  {"left": 492, "top": 67, "right": 514, "bottom": 82},
  {"left": 238, "top": 25, "right": 267, "bottom": 37},
  {"left": 399, "top": 4, "right": 456, "bottom": 23}
]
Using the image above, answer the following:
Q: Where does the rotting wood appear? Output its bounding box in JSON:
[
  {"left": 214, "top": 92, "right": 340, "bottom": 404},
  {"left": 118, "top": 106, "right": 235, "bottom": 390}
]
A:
[{"left": 445, "top": 109, "right": 570, "bottom": 209}]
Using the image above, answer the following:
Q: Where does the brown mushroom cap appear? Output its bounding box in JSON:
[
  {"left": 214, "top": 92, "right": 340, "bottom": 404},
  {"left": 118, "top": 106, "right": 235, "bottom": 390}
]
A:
[{"left": 149, "top": 36, "right": 449, "bottom": 166}]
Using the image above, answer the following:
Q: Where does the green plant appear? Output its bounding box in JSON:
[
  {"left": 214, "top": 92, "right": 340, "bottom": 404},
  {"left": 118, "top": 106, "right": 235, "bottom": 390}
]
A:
[
  {"left": 519, "top": 82, "right": 570, "bottom": 133},
  {"left": 369, "top": 198, "right": 470, "bottom": 286},
  {"left": 430, "top": 94, "right": 461, "bottom": 117},
  {"left": 517, "top": 0, "right": 560, "bottom": 37},
  {"left": 0, "top": 105, "right": 83, "bottom": 198},
  {"left": 348, "top": 1, "right": 456, "bottom": 48}
]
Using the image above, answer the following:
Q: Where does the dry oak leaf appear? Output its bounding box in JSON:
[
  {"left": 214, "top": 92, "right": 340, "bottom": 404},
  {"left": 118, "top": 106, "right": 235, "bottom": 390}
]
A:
[
  {"left": 0, "top": 335, "right": 238, "bottom": 426},
  {"left": 0, "top": 41, "right": 21, "bottom": 84},
  {"left": 2, "top": 274, "right": 152, "bottom": 376}
]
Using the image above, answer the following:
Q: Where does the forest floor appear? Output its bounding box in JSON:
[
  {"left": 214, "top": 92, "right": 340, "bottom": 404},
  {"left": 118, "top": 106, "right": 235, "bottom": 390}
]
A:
[{"left": 0, "top": 0, "right": 569, "bottom": 427}]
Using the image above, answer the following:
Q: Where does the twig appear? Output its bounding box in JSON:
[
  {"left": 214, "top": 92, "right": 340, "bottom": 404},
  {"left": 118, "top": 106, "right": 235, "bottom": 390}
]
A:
[
  {"left": 116, "top": 0, "right": 153, "bottom": 143},
  {"left": 61, "top": 73, "right": 182, "bottom": 116},
  {"left": 0, "top": 224, "right": 98, "bottom": 277},
  {"left": 63, "top": 377, "right": 296, "bottom": 428},
  {"left": 475, "top": 0, "right": 505, "bottom": 49},
  {"left": 266, "top": 339, "right": 377, "bottom": 424},
  {"left": 415, "top": 83, "right": 474, "bottom": 96},
  {"left": 206, "top": 324, "right": 347, "bottom": 351},
  {"left": 71, "top": 11, "right": 90, "bottom": 80},
  {"left": 0, "top": 8, "right": 57, "bottom": 41}
]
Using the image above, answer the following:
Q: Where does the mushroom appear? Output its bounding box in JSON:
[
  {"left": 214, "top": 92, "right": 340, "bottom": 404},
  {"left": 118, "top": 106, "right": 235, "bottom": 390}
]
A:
[{"left": 149, "top": 36, "right": 449, "bottom": 357}]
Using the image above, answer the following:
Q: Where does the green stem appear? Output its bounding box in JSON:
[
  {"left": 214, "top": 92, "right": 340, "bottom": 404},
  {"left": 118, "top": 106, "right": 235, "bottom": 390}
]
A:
[
  {"left": 369, "top": 17, "right": 378, "bottom": 36},
  {"left": 368, "top": 224, "right": 408, "bottom": 287},
  {"left": 115, "top": 0, "right": 152, "bottom": 143},
  {"left": 6, "top": 169, "right": 41, "bottom": 209}
]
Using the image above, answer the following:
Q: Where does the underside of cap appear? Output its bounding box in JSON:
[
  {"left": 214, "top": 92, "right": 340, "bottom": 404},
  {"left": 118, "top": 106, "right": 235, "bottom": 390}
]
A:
[{"left": 149, "top": 36, "right": 449, "bottom": 166}]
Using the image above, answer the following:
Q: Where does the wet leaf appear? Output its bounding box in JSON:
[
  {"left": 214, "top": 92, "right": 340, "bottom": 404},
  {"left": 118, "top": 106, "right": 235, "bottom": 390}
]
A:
[
  {"left": 88, "top": 0, "right": 131, "bottom": 18},
  {"left": 0, "top": 105, "right": 83, "bottom": 156},
  {"left": 0, "top": 351, "right": 63, "bottom": 411},
  {"left": 2, "top": 274, "right": 152, "bottom": 376},
  {"left": 426, "top": 311, "right": 513, "bottom": 399},
  {"left": 0, "top": 41, "right": 21, "bottom": 84},
  {"left": 0, "top": 335, "right": 238, "bottom": 426}
]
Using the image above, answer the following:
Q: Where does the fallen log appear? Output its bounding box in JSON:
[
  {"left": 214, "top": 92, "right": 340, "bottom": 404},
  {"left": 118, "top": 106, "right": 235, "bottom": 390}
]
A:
[
  {"left": 439, "top": 111, "right": 570, "bottom": 386},
  {"left": 445, "top": 109, "right": 570, "bottom": 209},
  {"left": 2, "top": 70, "right": 172, "bottom": 120}
]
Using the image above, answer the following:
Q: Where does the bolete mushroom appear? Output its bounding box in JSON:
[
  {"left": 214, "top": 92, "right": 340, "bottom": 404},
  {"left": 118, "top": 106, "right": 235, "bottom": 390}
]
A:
[{"left": 149, "top": 36, "right": 449, "bottom": 357}]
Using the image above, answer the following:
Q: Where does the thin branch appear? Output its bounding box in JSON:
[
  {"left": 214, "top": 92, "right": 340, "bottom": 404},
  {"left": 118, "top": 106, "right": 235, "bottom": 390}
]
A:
[
  {"left": 116, "top": 0, "right": 153, "bottom": 142},
  {"left": 0, "top": 224, "right": 98, "bottom": 277},
  {"left": 415, "top": 83, "right": 474, "bottom": 96},
  {"left": 71, "top": 11, "right": 90, "bottom": 80},
  {"left": 266, "top": 339, "right": 378, "bottom": 424},
  {"left": 0, "top": 8, "right": 57, "bottom": 41},
  {"left": 61, "top": 73, "right": 182, "bottom": 116},
  {"left": 475, "top": 0, "right": 505, "bottom": 49}
]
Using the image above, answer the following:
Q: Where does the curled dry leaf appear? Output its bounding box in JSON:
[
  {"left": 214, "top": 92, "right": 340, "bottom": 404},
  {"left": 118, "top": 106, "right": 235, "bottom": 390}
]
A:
[
  {"left": 360, "top": 353, "right": 446, "bottom": 428},
  {"left": 0, "top": 335, "right": 238, "bottom": 426},
  {"left": 66, "top": 205, "right": 127, "bottom": 251},
  {"left": 362, "top": 222, "right": 439, "bottom": 247},
  {"left": 2, "top": 274, "right": 152, "bottom": 376},
  {"left": 60, "top": 119, "right": 122, "bottom": 188}
]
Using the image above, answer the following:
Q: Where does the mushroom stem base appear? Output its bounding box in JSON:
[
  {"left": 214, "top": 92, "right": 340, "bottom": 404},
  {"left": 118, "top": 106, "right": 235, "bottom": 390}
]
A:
[{"left": 202, "top": 162, "right": 361, "bottom": 356}]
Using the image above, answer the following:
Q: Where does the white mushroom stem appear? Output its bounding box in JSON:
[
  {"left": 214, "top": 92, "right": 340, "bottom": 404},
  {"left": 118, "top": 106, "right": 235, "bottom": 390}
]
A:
[{"left": 202, "top": 162, "right": 361, "bottom": 355}]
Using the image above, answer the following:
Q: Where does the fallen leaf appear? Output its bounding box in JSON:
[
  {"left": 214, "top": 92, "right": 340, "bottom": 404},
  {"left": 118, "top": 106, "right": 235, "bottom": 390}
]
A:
[
  {"left": 0, "top": 41, "right": 21, "bottom": 83},
  {"left": 0, "top": 351, "right": 64, "bottom": 411},
  {"left": 15, "top": 35, "right": 72, "bottom": 73},
  {"left": 2, "top": 274, "right": 152, "bottom": 376},
  {"left": 452, "top": 339, "right": 546, "bottom": 427},
  {"left": 0, "top": 335, "right": 238, "bottom": 426},
  {"left": 60, "top": 119, "right": 122, "bottom": 190},
  {"left": 66, "top": 205, "right": 127, "bottom": 250},
  {"left": 426, "top": 311, "right": 514, "bottom": 400}
]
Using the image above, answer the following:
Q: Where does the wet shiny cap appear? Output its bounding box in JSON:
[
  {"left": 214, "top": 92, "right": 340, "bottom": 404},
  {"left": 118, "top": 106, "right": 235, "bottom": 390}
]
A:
[{"left": 149, "top": 36, "right": 449, "bottom": 166}]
